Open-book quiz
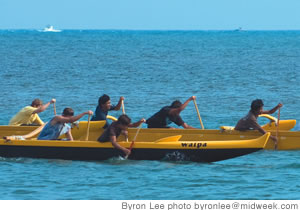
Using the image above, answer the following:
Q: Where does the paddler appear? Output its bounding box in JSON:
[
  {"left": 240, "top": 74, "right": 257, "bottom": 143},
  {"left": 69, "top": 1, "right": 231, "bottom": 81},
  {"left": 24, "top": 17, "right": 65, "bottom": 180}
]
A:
[
  {"left": 97, "top": 114, "right": 145, "bottom": 157},
  {"left": 235, "top": 99, "right": 283, "bottom": 147},
  {"left": 9, "top": 98, "right": 56, "bottom": 126},
  {"left": 146, "top": 96, "right": 196, "bottom": 129},
  {"left": 38, "top": 108, "right": 93, "bottom": 141},
  {"left": 91, "top": 94, "right": 124, "bottom": 128}
]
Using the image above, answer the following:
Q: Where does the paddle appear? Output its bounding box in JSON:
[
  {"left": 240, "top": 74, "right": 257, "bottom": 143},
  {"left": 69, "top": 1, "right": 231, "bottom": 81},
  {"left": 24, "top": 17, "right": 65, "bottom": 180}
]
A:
[
  {"left": 193, "top": 99, "right": 204, "bottom": 129},
  {"left": 85, "top": 114, "right": 91, "bottom": 141},
  {"left": 121, "top": 100, "right": 125, "bottom": 114},
  {"left": 275, "top": 108, "right": 280, "bottom": 149},
  {"left": 121, "top": 100, "right": 129, "bottom": 142},
  {"left": 125, "top": 124, "right": 142, "bottom": 159},
  {"left": 53, "top": 102, "right": 57, "bottom": 115}
]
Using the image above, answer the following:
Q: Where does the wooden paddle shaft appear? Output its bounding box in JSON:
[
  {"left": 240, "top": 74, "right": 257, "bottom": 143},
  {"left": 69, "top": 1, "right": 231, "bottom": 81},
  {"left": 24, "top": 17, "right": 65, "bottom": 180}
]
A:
[
  {"left": 85, "top": 115, "right": 91, "bottom": 141},
  {"left": 122, "top": 100, "right": 127, "bottom": 141},
  {"left": 128, "top": 140, "right": 135, "bottom": 151},
  {"left": 193, "top": 99, "right": 204, "bottom": 129},
  {"left": 53, "top": 103, "right": 57, "bottom": 115},
  {"left": 278, "top": 108, "right": 281, "bottom": 126},
  {"left": 125, "top": 124, "right": 143, "bottom": 159},
  {"left": 132, "top": 124, "right": 142, "bottom": 143},
  {"left": 276, "top": 108, "right": 280, "bottom": 139},
  {"left": 121, "top": 100, "right": 125, "bottom": 114}
]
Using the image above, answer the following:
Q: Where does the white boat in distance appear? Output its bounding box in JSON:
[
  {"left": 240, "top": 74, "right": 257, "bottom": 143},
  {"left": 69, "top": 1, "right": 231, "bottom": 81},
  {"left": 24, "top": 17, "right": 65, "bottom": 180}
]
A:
[{"left": 42, "top": 25, "right": 62, "bottom": 32}]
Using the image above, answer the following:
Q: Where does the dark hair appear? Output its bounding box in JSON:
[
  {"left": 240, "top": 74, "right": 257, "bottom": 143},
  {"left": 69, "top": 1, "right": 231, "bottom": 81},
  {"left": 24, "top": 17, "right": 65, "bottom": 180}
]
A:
[
  {"left": 118, "top": 114, "right": 131, "bottom": 126},
  {"left": 62, "top": 107, "right": 74, "bottom": 116},
  {"left": 251, "top": 99, "right": 264, "bottom": 111},
  {"left": 98, "top": 94, "right": 110, "bottom": 106},
  {"left": 31, "top": 99, "right": 42, "bottom": 107},
  {"left": 171, "top": 100, "right": 182, "bottom": 108}
]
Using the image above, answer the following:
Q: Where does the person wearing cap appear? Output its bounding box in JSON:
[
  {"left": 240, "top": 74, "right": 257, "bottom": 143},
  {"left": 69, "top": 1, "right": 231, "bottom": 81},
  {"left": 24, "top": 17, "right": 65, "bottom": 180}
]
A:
[
  {"left": 38, "top": 108, "right": 93, "bottom": 141},
  {"left": 98, "top": 114, "right": 145, "bottom": 156},
  {"left": 235, "top": 99, "right": 283, "bottom": 146},
  {"left": 91, "top": 94, "right": 124, "bottom": 128},
  {"left": 146, "top": 96, "right": 196, "bottom": 129},
  {"left": 9, "top": 98, "right": 56, "bottom": 126}
]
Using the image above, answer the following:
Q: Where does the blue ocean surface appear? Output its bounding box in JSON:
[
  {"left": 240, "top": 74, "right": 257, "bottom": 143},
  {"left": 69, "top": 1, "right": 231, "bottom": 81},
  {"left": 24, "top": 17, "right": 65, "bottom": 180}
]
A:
[{"left": 0, "top": 30, "right": 300, "bottom": 200}]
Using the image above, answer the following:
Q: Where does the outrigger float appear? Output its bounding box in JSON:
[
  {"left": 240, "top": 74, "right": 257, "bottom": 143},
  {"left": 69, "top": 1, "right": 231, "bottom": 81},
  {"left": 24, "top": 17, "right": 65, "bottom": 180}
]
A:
[{"left": 0, "top": 120, "right": 271, "bottom": 162}]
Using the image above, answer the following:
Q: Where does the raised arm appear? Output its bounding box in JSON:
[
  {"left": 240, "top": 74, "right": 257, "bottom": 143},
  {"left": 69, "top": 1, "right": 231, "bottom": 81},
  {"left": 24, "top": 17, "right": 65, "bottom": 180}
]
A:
[
  {"left": 53, "top": 110, "right": 93, "bottom": 124},
  {"left": 113, "top": 96, "right": 125, "bottom": 111},
  {"left": 169, "top": 96, "right": 196, "bottom": 115},
  {"left": 261, "top": 103, "right": 283, "bottom": 115},
  {"left": 32, "top": 99, "right": 56, "bottom": 114},
  {"left": 129, "top": 118, "right": 146, "bottom": 128}
]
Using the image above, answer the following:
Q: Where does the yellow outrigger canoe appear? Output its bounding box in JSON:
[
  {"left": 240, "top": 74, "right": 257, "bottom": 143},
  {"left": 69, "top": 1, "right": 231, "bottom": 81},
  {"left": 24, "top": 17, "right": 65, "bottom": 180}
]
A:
[
  {"left": 0, "top": 132, "right": 269, "bottom": 163},
  {"left": 0, "top": 114, "right": 297, "bottom": 161},
  {"left": 0, "top": 120, "right": 270, "bottom": 162}
]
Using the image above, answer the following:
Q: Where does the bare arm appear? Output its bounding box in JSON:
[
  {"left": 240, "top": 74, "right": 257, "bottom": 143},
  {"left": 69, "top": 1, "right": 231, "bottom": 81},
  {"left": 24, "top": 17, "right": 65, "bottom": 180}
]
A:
[
  {"left": 52, "top": 111, "right": 93, "bottom": 124},
  {"left": 169, "top": 96, "right": 196, "bottom": 115},
  {"left": 257, "top": 125, "right": 267, "bottom": 135},
  {"left": 113, "top": 96, "right": 125, "bottom": 111},
  {"left": 129, "top": 118, "right": 146, "bottom": 128},
  {"left": 182, "top": 123, "right": 195, "bottom": 129},
  {"left": 253, "top": 121, "right": 278, "bottom": 143},
  {"left": 32, "top": 99, "right": 56, "bottom": 114},
  {"left": 110, "top": 135, "right": 130, "bottom": 156},
  {"left": 261, "top": 103, "right": 283, "bottom": 115},
  {"left": 65, "top": 130, "right": 74, "bottom": 141}
]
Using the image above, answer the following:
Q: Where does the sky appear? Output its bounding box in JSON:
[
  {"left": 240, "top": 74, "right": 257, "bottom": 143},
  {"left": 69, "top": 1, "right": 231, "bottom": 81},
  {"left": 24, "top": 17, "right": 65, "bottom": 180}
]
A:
[{"left": 1, "top": 0, "right": 300, "bottom": 30}]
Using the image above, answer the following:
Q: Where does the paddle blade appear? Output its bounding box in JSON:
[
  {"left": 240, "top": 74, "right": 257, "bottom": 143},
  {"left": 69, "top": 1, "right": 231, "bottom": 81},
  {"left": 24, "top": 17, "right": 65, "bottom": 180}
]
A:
[{"left": 155, "top": 135, "right": 182, "bottom": 143}]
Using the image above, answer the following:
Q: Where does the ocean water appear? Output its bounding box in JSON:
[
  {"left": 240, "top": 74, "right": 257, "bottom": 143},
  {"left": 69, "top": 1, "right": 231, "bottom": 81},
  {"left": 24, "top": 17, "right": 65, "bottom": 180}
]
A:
[{"left": 0, "top": 30, "right": 300, "bottom": 200}]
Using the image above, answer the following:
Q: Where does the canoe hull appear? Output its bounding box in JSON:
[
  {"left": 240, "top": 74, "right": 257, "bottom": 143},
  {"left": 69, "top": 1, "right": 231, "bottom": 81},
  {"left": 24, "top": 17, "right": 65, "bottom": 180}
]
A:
[
  {"left": 0, "top": 144, "right": 261, "bottom": 163},
  {"left": 0, "top": 132, "right": 268, "bottom": 162}
]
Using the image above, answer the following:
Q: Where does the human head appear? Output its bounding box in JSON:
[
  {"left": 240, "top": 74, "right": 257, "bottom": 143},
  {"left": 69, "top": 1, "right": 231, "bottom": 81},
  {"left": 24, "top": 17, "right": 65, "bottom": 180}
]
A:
[
  {"left": 62, "top": 107, "right": 74, "bottom": 117},
  {"left": 170, "top": 100, "right": 182, "bottom": 108},
  {"left": 117, "top": 114, "right": 131, "bottom": 130},
  {"left": 98, "top": 94, "right": 111, "bottom": 111},
  {"left": 31, "top": 99, "right": 43, "bottom": 108},
  {"left": 251, "top": 99, "right": 264, "bottom": 114}
]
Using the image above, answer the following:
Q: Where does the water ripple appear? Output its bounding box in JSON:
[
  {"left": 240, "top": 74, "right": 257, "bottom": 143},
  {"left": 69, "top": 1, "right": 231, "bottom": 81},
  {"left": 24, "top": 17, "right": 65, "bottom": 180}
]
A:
[{"left": 1, "top": 30, "right": 300, "bottom": 199}]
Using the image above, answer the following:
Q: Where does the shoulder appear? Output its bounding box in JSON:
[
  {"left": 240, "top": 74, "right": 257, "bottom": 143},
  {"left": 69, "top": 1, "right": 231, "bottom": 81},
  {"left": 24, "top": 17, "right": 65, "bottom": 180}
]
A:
[
  {"left": 24, "top": 106, "right": 36, "bottom": 110},
  {"left": 23, "top": 106, "right": 37, "bottom": 113},
  {"left": 248, "top": 111, "right": 257, "bottom": 120},
  {"left": 166, "top": 106, "right": 179, "bottom": 116},
  {"left": 110, "top": 121, "right": 119, "bottom": 128},
  {"left": 108, "top": 122, "right": 119, "bottom": 133},
  {"left": 52, "top": 115, "right": 65, "bottom": 123},
  {"left": 94, "top": 106, "right": 106, "bottom": 117},
  {"left": 95, "top": 106, "right": 103, "bottom": 113},
  {"left": 162, "top": 106, "right": 171, "bottom": 112}
]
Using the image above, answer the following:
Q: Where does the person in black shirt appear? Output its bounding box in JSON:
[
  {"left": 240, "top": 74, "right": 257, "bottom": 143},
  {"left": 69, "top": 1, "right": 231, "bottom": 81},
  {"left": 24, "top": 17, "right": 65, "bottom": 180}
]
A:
[
  {"left": 91, "top": 94, "right": 124, "bottom": 128},
  {"left": 98, "top": 114, "right": 145, "bottom": 156},
  {"left": 146, "top": 96, "right": 196, "bottom": 129}
]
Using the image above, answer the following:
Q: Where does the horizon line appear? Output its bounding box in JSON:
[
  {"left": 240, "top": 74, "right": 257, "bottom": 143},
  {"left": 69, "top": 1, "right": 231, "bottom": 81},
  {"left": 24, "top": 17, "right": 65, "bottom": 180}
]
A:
[{"left": 2, "top": 28, "right": 300, "bottom": 31}]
